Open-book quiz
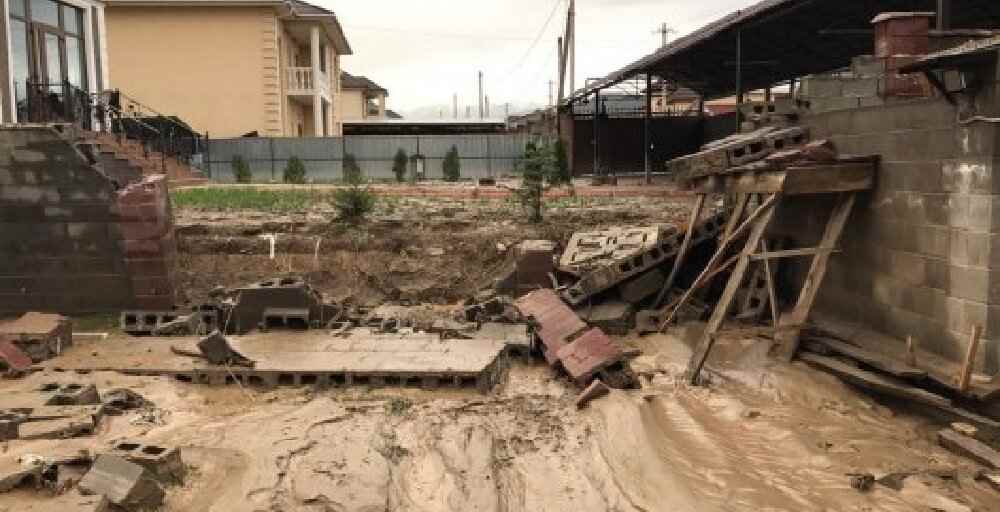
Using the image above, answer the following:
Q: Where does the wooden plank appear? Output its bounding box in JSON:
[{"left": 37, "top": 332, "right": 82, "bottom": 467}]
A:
[
  {"left": 958, "top": 325, "right": 982, "bottom": 393},
  {"left": 750, "top": 247, "right": 840, "bottom": 261},
  {"left": 803, "top": 336, "right": 927, "bottom": 379},
  {"left": 774, "top": 193, "right": 857, "bottom": 361},
  {"left": 800, "top": 352, "right": 953, "bottom": 409},
  {"left": 688, "top": 162, "right": 876, "bottom": 196},
  {"left": 760, "top": 240, "right": 780, "bottom": 327},
  {"left": 654, "top": 193, "right": 706, "bottom": 308},
  {"left": 685, "top": 197, "right": 778, "bottom": 384},
  {"left": 782, "top": 163, "right": 875, "bottom": 195},
  {"left": 661, "top": 193, "right": 779, "bottom": 330},
  {"left": 938, "top": 428, "right": 1000, "bottom": 469}
]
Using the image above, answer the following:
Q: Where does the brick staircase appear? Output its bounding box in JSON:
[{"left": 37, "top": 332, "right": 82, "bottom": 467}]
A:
[{"left": 81, "top": 131, "right": 209, "bottom": 187}]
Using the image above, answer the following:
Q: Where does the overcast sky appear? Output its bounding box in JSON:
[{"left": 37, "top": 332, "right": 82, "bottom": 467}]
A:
[{"left": 323, "top": 0, "right": 753, "bottom": 118}]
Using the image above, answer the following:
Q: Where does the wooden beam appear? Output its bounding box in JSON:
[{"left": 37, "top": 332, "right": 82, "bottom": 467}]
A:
[
  {"left": 661, "top": 193, "right": 778, "bottom": 329},
  {"left": 803, "top": 336, "right": 927, "bottom": 379},
  {"left": 773, "top": 193, "right": 857, "bottom": 361},
  {"left": 654, "top": 193, "right": 706, "bottom": 307},
  {"left": 687, "top": 162, "right": 876, "bottom": 195},
  {"left": 939, "top": 428, "right": 1000, "bottom": 469},
  {"left": 685, "top": 195, "right": 779, "bottom": 384},
  {"left": 959, "top": 325, "right": 982, "bottom": 393},
  {"left": 800, "top": 352, "right": 952, "bottom": 409},
  {"left": 760, "top": 239, "right": 780, "bottom": 327},
  {"left": 750, "top": 247, "right": 840, "bottom": 261}
]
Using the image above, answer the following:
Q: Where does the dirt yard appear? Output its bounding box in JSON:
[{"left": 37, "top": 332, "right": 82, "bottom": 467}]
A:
[{"left": 3, "top": 190, "right": 999, "bottom": 511}]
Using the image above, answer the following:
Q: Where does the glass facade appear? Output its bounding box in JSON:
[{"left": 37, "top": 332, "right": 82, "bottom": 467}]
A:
[{"left": 8, "top": 0, "right": 88, "bottom": 120}]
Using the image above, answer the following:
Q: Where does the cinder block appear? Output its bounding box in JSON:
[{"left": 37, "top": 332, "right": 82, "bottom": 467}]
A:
[
  {"left": 111, "top": 441, "right": 185, "bottom": 484},
  {"left": 78, "top": 455, "right": 164, "bottom": 510},
  {"left": 618, "top": 268, "right": 665, "bottom": 304},
  {"left": 42, "top": 383, "right": 101, "bottom": 406}
]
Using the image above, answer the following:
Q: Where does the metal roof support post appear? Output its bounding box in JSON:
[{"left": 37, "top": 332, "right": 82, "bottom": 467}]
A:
[
  {"left": 735, "top": 28, "right": 743, "bottom": 133},
  {"left": 937, "top": 0, "right": 951, "bottom": 30},
  {"left": 644, "top": 73, "right": 652, "bottom": 185},
  {"left": 594, "top": 89, "right": 601, "bottom": 177}
]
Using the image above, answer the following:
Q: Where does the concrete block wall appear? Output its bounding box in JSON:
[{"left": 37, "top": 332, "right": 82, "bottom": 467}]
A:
[
  {"left": 797, "top": 95, "right": 1000, "bottom": 373},
  {"left": 0, "top": 126, "right": 176, "bottom": 314}
]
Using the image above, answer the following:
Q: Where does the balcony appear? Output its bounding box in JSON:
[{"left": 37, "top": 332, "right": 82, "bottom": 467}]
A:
[{"left": 286, "top": 67, "right": 330, "bottom": 99}]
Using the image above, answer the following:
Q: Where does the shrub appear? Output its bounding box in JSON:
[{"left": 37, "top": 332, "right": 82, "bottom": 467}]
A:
[
  {"left": 343, "top": 153, "right": 363, "bottom": 184},
  {"left": 333, "top": 184, "right": 375, "bottom": 222},
  {"left": 232, "top": 155, "right": 252, "bottom": 184},
  {"left": 442, "top": 145, "right": 461, "bottom": 182},
  {"left": 283, "top": 156, "right": 307, "bottom": 184},
  {"left": 392, "top": 148, "right": 408, "bottom": 183}
]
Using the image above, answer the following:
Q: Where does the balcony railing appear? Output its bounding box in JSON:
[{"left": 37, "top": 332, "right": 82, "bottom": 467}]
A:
[{"left": 286, "top": 67, "right": 330, "bottom": 97}]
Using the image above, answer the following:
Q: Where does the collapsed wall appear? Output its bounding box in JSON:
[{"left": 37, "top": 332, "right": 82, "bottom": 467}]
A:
[
  {"left": 0, "top": 125, "right": 176, "bottom": 314},
  {"left": 782, "top": 14, "right": 1000, "bottom": 373}
]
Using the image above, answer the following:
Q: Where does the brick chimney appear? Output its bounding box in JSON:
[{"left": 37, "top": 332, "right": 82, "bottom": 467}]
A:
[{"left": 871, "top": 12, "right": 935, "bottom": 98}]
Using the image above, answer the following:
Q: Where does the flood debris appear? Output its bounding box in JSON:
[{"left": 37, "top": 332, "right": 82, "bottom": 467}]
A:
[
  {"left": 78, "top": 455, "right": 165, "bottom": 511},
  {"left": 515, "top": 289, "right": 637, "bottom": 389},
  {"left": 0, "top": 339, "right": 33, "bottom": 374},
  {"left": 0, "top": 312, "right": 73, "bottom": 362},
  {"left": 939, "top": 428, "right": 1000, "bottom": 469},
  {"left": 110, "top": 440, "right": 185, "bottom": 485},
  {"left": 574, "top": 379, "right": 610, "bottom": 409},
  {"left": 494, "top": 240, "right": 558, "bottom": 297},
  {"left": 197, "top": 330, "right": 254, "bottom": 366},
  {"left": 41, "top": 383, "right": 101, "bottom": 406}
]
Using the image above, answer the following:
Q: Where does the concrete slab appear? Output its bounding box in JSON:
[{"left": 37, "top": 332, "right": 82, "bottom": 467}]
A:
[
  {"left": 555, "top": 328, "right": 627, "bottom": 386},
  {"left": 0, "top": 312, "right": 72, "bottom": 362},
  {"left": 576, "top": 301, "right": 634, "bottom": 335},
  {"left": 515, "top": 289, "right": 587, "bottom": 364},
  {"left": 78, "top": 455, "right": 164, "bottom": 510},
  {"left": 111, "top": 440, "right": 185, "bottom": 484},
  {"left": 42, "top": 332, "right": 509, "bottom": 392}
]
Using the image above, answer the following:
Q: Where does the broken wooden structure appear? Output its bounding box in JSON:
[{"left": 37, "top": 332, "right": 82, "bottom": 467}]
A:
[{"left": 659, "top": 130, "right": 879, "bottom": 384}]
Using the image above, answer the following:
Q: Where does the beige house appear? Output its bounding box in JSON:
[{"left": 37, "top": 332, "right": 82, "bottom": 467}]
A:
[
  {"left": 340, "top": 70, "right": 387, "bottom": 120},
  {"left": 103, "top": 0, "right": 351, "bottom": 138}
]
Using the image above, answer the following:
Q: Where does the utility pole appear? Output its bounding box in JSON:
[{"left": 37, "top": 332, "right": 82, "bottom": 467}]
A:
[
  {"left": 453, "top": 93, "right": 458, "bottom": 119},
  {"left": 485, "top": 95, "right": 490, "bottom": 118},
  {"left": 504, "top": 103, "right": 510, "bottom": 118},
  {"left": 654, "top": 22, "right": 675, "bottom": 48},
  {"left": 480, "top": 75, "right": 485, "bottom": 119},
  {"left": 548, "top": 80, "right": 554, "bottom": 107},
  {"left": 569, "top": 0, "right": 575, "bottom": 95},
  {"left": 557, "top": 37, "right": 565, "bottom": 103}
]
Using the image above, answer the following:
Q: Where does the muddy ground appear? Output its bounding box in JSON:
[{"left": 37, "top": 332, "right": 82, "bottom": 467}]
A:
[
  {"left": 3, "top": 332, "right": 999, "bottom": 511},
  {"left": 3, "top": 193, "right": 1000, "bottom": 511}
]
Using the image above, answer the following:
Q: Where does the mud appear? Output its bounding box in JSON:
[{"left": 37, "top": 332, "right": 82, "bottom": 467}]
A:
[
  {"left": 2, "top": 330, "right": 998, "bottom": 511},
  {"left": 172, "top": 196, "right": 694, "bottom": 306}
]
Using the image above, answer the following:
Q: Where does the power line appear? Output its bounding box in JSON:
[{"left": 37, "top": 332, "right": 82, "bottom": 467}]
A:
[{"left": 498, "top": 0, "right": 566, "bottom": 82}]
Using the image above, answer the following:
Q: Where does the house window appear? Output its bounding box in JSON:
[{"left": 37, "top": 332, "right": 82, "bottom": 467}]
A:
[{"left": 9, "top": 0, "right": 89, "bottom": 120}]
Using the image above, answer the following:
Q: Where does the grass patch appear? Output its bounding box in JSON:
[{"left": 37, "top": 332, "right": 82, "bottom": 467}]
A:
[{"left": 171, "top": 187, "right": 336, "bottom": 213}]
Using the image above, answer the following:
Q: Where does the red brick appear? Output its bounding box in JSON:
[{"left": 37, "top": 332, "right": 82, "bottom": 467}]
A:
[{"left": 556, "top": 328, "right": 626, "bottom": 385}]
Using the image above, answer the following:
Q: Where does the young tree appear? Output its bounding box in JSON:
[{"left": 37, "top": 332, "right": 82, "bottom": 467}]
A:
[
  {"left": 283, "top": 156, "right": 307, "bottom": 184},
  {"left": 442, "top": 145, "right": 461, "bottom": 182},
  {"left": 343, "top": 153, "right": 363, "bottom": 184},
  {"left": 333, "top": 184, "right": 376, "bottom": 223},
  {"left": 232, "top": 154, "right": 252, "bottom": 184},
  {"left": 392, "top": 148, "right": 408, "bottom": 183},
  {"left": 516, "top": 141, "right": 557, "bottom": 223}
]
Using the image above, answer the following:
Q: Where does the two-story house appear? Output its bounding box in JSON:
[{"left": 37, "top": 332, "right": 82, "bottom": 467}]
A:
[
  {"left": 340, "top": 70, "right": 388, "bottom": 120},
  {"left": 103, "top": 0, "right": 351, "bottom": 138}
]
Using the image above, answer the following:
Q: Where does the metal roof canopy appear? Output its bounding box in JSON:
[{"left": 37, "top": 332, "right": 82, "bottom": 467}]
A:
[{"left": 565, "top": 0, "right": 1000, "bottom": 104}]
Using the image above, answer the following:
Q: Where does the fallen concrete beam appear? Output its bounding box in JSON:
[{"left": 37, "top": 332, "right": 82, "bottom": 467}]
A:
[
  {"left": 939, "top": 428, "right": 1000, "bottom": 469},
  {"left": 78, "top": 455, "right": 165, "bottom": 510}
]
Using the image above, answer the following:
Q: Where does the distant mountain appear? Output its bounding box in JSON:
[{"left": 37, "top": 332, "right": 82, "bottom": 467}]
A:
[{"left": 396, "top": 101, "right": 547, "bottom": 121}]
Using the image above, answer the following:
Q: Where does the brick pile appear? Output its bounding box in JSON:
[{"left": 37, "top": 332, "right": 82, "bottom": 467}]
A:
[{"left": 116, "top": 175, "right": 177, "bottom": 311}]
